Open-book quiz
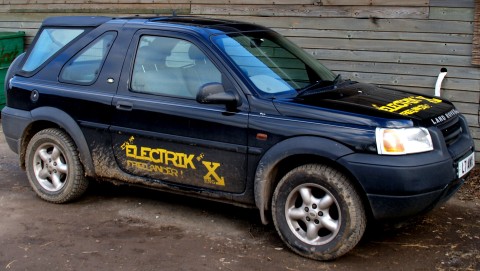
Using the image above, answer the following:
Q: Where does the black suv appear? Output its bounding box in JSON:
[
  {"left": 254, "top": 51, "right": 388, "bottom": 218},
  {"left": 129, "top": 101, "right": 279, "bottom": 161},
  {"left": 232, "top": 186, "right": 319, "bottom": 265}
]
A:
[{"left": 1, "top": 16, "right": 475, "bottom": 260}]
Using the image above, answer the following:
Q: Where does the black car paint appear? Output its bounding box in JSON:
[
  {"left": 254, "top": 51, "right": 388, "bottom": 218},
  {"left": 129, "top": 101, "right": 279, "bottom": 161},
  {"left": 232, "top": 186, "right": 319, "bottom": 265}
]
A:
[{"left": 1, "top": 16, "right": 475, "bottom": 224}]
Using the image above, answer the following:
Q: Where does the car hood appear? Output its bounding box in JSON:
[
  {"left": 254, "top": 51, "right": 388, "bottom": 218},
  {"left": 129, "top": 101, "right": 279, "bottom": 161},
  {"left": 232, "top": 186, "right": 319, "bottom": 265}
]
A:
[{"left": 273, "top": 82, "right": 459, "bottom": 128}]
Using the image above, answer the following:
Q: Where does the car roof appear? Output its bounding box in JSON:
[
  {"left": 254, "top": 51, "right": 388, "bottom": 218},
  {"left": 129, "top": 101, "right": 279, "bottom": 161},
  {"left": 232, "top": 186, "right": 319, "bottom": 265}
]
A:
[
  {"left": 42, "top": 16, "right": 113, "bottom": 27},
  {"left": 148, "top": 16, "right": 269, "bottom": 32},
  {"left": 41, "top": 16, "right": 269, "bottom": 33}
]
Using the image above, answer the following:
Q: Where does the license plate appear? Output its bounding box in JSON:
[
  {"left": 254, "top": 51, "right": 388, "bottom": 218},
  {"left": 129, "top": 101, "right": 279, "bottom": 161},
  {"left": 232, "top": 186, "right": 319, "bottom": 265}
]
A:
[{"left": 458, "top": 152, "right": 475, "bottom": 178}]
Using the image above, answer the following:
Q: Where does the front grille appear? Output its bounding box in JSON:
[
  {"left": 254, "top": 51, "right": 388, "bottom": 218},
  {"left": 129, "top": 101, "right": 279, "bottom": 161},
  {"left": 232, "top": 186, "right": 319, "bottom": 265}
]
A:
[{"left": 440, "top": 117, "right": 462, "bottom": 146}]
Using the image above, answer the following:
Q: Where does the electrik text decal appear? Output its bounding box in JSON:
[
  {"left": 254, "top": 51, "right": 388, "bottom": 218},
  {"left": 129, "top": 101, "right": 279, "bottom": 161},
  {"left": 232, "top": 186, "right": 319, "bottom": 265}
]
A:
[
  {"left": 120, "top": 136, "right": 226, "bottom": 186},
  {"left": 372, "top": 96, "right": 442, "bottom": 116}
]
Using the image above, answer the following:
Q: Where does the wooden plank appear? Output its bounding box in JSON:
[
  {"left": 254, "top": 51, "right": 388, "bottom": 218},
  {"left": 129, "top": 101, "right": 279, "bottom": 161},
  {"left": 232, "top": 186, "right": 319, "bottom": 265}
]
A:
[
  {"left": 469, "top": 127, "right": 480, "bottom": 139},
  {"left": 442, "top": 90, "right": 479, "bottom": 104},
  {"left": 338, "top": 71, "right": 480, "bottom": 92},
  {"left": 430, "top": 0, "right": 475, "bottom": 8},
  {"left": 319, "top": 0, "right": 428, "bottom": 6},
  {"left": 307, "top": 48, "right": 473, "bottom": 67},
  {"left": 0, "top": 21, "right": 41, "bottom": 29},
  {"left": 429, "top": 7, "right": 475, "bottom": 21},
  {"left": 3, "top": 0, "right": 28, "bottom": 3},
  {"left": 14, "top": 0, "right": 85, "bottom": 3},
  {"left": 4, "top": 3, "right": 191, "bottom": 14},
  {"left": 275, "top": 28, "right": 473, "bottom": 43},
  {"left": 191, "top": 0, "right": 428, "bottom": 7},
  {"left": 472, "top": 0, "right": 480, "bottom": 65},
  {"left": 0, "top": 13, "right": 50, "bottom": 22},
  {"left": 189, "top": 0, "right": 316, "bottom": 4},
  {"left": 0, "top": 27, "right": 37, "bottom": 37},
  {"left": 2, "top": 11, "right": 467, "bottom": 35},
  {"left": 464, "top": 114, "right": 479, "bottom": 128},
  {"left": 322, "top": 60, "right": 480, "bottom": 80},
  {"left": 450, "top": 102, "right": 479, "bottom": 115},
  {"left": 192, "top": 5, "right": 429, "bottom": 19},
  {"left": 0, "top": 11, "right": 153, "bottom": 19},
  {"left": 291, "top": 37, "right": 472, "bottom": 56},
  {"left": 6, "top": 0, "right": 190, "bottom": 3},
  {"left": 476, "top": 140, "right": 480, "bottom": 150},
  {"left": 191, "top": 0, "right": 428, "bottom": 5},
  {"left": 214, "top": 16, "right": 474, "bottom": 34},
  {"left": 473, "top": 148, "right": 480, "bottom": 157}
]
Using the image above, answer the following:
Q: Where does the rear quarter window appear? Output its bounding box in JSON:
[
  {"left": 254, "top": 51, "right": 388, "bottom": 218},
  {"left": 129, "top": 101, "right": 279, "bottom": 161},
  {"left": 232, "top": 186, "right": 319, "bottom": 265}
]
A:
[
  {"left": 60, "top": 31, "right": 117, "bottom": 85},
  {"left": 22, "top": 28, "right": 84, "bottom": 72}
]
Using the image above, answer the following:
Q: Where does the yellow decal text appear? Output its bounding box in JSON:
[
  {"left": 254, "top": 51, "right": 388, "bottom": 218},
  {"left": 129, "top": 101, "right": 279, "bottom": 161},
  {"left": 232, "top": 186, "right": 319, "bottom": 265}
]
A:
[
  {"left": 372, "top": 95, "right": 442, "bottom": 115},
  {"left": 121, "top": 138, "right": 227, "bottom": 187},
  {"left": 399, "top": 104, "right": 431, "bottom": 116},
  {"left": 127, "top": 160, "right": 179, "bottom": 177},
  {"left": 126, "top": 145, "right": 196, "bottom": 169}
]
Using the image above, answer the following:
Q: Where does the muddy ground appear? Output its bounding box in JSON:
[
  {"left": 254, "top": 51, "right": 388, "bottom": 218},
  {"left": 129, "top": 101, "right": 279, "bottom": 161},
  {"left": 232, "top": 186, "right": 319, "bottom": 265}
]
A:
[{"left": 0, "top": 124, "right": 479, "bottom": 271}]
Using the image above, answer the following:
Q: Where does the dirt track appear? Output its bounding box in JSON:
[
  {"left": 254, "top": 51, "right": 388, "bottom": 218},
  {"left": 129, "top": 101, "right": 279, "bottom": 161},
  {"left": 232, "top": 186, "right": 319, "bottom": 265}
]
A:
[{"left": 1, "top": 124, "right": 479, "bottom": 271}]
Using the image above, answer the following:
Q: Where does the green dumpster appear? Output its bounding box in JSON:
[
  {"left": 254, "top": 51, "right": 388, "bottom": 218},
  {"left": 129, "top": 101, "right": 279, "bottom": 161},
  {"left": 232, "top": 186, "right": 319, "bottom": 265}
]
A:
[{"left": 0, "top": 31, "right": 25, "bottom": 112}]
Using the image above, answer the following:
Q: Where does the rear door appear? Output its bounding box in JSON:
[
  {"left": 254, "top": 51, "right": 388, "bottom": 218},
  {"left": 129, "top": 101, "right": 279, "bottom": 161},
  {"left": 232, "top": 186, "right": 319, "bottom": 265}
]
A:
[{"left": 110, "top": 30, "right": 249, "bottom": 193}]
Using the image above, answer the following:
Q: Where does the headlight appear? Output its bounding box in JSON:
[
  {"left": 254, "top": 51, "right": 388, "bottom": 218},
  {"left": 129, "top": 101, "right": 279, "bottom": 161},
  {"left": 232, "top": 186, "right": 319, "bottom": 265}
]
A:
[{"left": 376, "top": 127, "right": 433, "bottom": 155}]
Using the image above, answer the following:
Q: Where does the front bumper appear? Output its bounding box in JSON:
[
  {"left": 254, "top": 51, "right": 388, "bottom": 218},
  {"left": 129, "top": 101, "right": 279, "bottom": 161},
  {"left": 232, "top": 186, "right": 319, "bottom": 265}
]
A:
[
  {"left": 366, "top": 175, "right": 465, "bottom": 219},
  {"left": 338, "top": 116, "right": 474, "bottom": 220}
]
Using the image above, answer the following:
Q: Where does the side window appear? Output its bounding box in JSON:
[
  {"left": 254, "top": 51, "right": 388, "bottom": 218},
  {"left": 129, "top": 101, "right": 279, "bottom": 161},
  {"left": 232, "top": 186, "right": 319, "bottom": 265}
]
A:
[
  {"left": 60, "top": 32, "right": 117, "bottom": 85},
  {"left": 131, "top": 36, "right": 221, "bottom": 99},
  {"left": 166, "top": 40, "right": 194, "bottom": 67},
  {"left": 22, "top": 28, "right": 84, "bottom": 72}
]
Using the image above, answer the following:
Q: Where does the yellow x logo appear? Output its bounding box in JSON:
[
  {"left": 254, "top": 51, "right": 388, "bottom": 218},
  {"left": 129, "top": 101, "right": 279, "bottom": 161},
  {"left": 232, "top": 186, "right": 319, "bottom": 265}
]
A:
[{"left": 202, "top": 161, "right": 225, "bottom": 186}]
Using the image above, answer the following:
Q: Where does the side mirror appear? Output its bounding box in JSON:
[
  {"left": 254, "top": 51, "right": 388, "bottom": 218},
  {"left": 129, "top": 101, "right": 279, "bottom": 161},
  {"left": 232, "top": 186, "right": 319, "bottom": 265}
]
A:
[{"left": 196, "top": 83, "right": 241, "bottom": 108}]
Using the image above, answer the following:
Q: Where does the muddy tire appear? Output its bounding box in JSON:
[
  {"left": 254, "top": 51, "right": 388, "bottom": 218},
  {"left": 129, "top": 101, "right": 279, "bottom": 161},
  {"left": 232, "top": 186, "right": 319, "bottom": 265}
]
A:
[
  {"left": 25, "top": 128, "right": 88, "bottom": 203},
  {"left": 272, "top": 164, "right": 366, "bottom": 260}
]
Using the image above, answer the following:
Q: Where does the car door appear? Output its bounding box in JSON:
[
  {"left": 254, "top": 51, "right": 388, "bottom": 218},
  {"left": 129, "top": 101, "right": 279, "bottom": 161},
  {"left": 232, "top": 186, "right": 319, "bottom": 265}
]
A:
[{"left": 110, "top": 30, "right": 249, "bottom": 193}]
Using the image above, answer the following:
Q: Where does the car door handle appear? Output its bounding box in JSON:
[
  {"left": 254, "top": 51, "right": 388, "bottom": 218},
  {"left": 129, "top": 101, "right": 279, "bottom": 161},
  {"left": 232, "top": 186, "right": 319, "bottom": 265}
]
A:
[{"left": 116, "top": 101, "right": 133, "bottom": 111}]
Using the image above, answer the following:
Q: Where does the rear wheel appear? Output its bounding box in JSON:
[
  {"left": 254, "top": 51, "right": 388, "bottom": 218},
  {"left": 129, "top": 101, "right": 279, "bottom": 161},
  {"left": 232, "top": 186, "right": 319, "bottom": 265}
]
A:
[
  {"left": 272, "top": 164, "right": 366, "bottom": 260},
  {"left": 25, "top": 128, "right": 88, "bottom": 203}
]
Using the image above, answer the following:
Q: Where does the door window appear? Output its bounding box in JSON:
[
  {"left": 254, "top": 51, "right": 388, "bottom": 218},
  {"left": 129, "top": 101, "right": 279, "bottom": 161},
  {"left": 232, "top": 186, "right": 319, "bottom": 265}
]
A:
[{"left": 131, "top": 36, "right": 221, "bottom": 99}]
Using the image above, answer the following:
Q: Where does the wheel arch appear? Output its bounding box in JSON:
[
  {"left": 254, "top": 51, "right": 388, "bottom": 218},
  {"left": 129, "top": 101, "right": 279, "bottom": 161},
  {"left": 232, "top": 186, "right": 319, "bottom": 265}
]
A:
[
  {"left": 253, "top": 136, "right": 369, "bottom": 225},
  {"left": 4, "top": 52, "right": 25, "bottom": 92},
  {"left": 20, "top": 107, "right": 95, "bottom": 177}
]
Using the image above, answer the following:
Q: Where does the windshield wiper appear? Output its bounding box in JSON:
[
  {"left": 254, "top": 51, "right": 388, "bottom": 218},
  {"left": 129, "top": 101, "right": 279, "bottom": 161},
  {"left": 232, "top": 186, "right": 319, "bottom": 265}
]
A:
[
  {"left": 297, "top": 74, "right": 342, "bottom": 97},
  {"left": 332, "top": 73, "right": 342, "bottom": 86}
]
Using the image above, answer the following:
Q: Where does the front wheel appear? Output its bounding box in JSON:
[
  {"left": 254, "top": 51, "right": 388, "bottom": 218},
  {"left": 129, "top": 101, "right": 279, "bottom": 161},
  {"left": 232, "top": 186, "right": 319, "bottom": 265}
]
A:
[
  {"left": 25, "top": 128, "right": 88, "bottom": 203},
  {"left": 272, "top": 164, "right": 366, "bottom": 260}
]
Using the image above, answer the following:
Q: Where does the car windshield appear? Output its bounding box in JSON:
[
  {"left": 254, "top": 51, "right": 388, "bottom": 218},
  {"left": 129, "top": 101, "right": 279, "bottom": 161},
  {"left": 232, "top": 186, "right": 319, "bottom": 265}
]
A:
[{"left": 212, "top": 31, "right": 336, "bottom": 98}]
